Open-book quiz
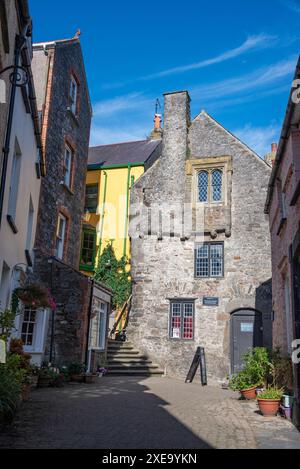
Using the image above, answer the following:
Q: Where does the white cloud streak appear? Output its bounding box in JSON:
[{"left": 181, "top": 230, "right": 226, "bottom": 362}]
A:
[
  {"left": 280, "top": 0, "right": 300, "bottom": 13},
  {"left": 102, "top": 34, "right": 277, "bottom": 90},
  {"left": 233, "top": 123, "right": 281, "bottom": 157}
]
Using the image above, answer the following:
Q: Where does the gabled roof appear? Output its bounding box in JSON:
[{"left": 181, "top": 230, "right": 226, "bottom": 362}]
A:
[{"left": 88, "top": 139, "right": 162, "bottom": 168}]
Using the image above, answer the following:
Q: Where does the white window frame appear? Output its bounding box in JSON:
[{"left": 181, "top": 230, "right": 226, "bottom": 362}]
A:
[
  {"left": 63, "top": 144, "right": 73, "bottom": 188},
  {"left": 18, "top": 307, "right": 49, "bottom": 355},
  {"left": 55, "top": 214, "right": 67, "bottom": 260},
  {"left": 69, "top": 75, "right": 78, "bottom": 115}
]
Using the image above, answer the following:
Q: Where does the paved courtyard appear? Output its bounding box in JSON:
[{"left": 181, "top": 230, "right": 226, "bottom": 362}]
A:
[{"left": 1, "top": 376, "right": 300, "bottom": 449}]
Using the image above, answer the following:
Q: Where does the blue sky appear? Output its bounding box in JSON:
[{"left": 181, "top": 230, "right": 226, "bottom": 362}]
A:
[{"left": 30, "top": 0, "right": 300, "bottom": 156}]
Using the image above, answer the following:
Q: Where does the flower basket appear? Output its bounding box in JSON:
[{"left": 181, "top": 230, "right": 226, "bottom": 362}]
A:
[{"left": 15, "top": 284, "right": 56, "bottom": 310}]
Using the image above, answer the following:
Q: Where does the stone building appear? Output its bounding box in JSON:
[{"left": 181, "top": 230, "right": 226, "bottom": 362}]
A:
[
  {"left": 0, "top": 1, "right": 44, "bottom": 313},
  {"left": 265, "top": 57, "right": 300, "bottom": 425},
  {"left": 128, "top": 91, "right": 272, "bottom": 382},
  {"left": 14, "top": 35, "right": 113, "bottom": 367}
]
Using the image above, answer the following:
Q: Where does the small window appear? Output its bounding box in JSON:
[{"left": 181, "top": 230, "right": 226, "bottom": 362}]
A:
[
  {"left": 63, "top": 144, "right": 73, "bottom": 188},
  {"left": 55, "top": 214, "right": 67, "bottom": 260},
  {"left": 80, "top": 229, "right": 96, "bottom": 269},
  {"left": 198, "top": 171, "right": 209, "bottom": 203},
  {"left": 21, "top": 309, "right": 37, "bottom": 347},
  {"left": 69, "top": 75, "right": 78, "bottom": 115},
  {"left": 170, "top": 301, "right": 195, "bottom": 340},
  {"left": 85, "top": 184, "right": 98, "bottom": 212},
  {"left": 212, "top": 170, "right": 223, "bottom": 202},
  {"left": 195, "top": 243, "right": 224, "bottom": 278},
  {"left": 197, "top": 169, "right": 223, "bottom": 203}
]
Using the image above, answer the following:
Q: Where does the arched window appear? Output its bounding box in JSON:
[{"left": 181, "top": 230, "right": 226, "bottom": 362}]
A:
[
  {"left": 198, "top": 171, "right": 208, "bottom": 203},
  {"left": 212, "top": 170, "right": 223, "bottom": 202}
]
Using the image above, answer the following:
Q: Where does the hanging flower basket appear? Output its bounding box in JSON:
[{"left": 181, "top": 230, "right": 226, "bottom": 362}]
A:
[{"left": 15, "top": 284, "right": 56, "bottom": 310}]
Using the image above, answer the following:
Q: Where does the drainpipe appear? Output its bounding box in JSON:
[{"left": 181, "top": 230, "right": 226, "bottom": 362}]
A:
[
  {"left": 98, "top": 171, "right": 108, "bottom": 256},
  {"left": 0, "top": 24, "right": 29, "bottom": 228},
  {"left": 85, "top": 278, "right": 94, "bottom": 371},
  {"left": 123, "top": 165, "right": 132, "bottom": 258}
]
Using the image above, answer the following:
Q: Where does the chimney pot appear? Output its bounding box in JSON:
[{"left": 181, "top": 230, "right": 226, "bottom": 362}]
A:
[{"left": 271, "top": 143, "right": 278, "bottom": 154}]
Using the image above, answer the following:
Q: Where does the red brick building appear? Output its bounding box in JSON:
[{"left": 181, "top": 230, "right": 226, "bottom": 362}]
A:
[{"left": 265, "top": 56, "right": 300, "bottom": 425}]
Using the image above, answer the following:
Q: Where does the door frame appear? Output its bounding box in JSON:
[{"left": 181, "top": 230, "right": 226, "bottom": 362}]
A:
[{"left": 230, "top": 308, "right": 263, "bottom": 374}]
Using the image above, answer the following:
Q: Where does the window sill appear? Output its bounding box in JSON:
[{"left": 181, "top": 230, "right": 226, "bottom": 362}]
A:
[
  {"left": 169, "top": 338, "right": 195, "bottom": 342},
  {"left": 61, "top": 183, "right": 74, "bottom": 196},
  {"left": 7, "top": 215, "right": 18, "bottom": 234},
  {"left": 80, "top": 264, "right": 95, "bottom": 273},
  {"left": 277, "top": 217, "right": 287, "bottom": 236},
  {"left": 290, "top": 180, "right": 300, "bottom": 206}
]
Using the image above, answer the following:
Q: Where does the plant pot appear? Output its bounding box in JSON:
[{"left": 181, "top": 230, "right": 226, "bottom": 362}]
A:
[
  {"left": 258, "top": 398, "right": 281, "bottom": 417},
  {"left": 84, "top": 374, "right": 96, "bottom": 384},
  {"left": 240, "top": 386, "right": 257, "bottom": 400},
  {"left": 21, "top": 384, "right": 31, "bottom": 401},
  {"left": 282, "top": 394, "right": 294, "bottom": 408},
  {"left": 38, "top": 376, "right": 51, "bottom": 388},
  {"left": 70, "top": 374, "right": 85, "bottom": 383}
]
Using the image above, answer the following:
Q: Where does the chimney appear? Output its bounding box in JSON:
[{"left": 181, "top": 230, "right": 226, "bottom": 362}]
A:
[
  {"left": 150, "top": 113, "right": 163, "bottom": 140},
  {"left": 264, "top": 143, "right": 277, "bottom": 167}
]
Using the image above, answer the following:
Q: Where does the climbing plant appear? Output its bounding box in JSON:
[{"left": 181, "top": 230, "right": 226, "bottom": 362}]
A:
[{"left": 94, "top": 242, "right": 131, "bottom": 311}]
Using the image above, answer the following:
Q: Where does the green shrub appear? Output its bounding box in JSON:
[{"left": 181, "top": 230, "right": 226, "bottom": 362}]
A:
[
  {"left": 229, "top": 347, "right": 272, "bottom": 392},
  {"left": 0, "top": 355, "right": 24, "bottom": 423},
  {"left": 229, "top": 369, "right": 260, "bottom": 392},
  {"left": 68, "top": 362, "right": 86, "bottom": 375},
  {"left": 258, "top": 388, "right": 284, "bottom": 400}
]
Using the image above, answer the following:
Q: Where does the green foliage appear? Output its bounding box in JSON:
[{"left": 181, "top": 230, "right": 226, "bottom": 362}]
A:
[
  {"left": 0, "top": 309, "right": 17, "bottom": 342},
  {"left": 258, "top": 388, "right": 284, "bottom": 400},
  {"left": 229, "top": 347, "right": 272, "bottom": 392},
  {"left": 94, "top": 242, "right": 131, "bottom": 310},
  {"left": 271, "top": 348, "right": 294, "bottom": 391},
  {"left": 67, "top": 362, "right": 86, "bottom": 375},
  {"left": 0, "top": 355, "right": 24, "bottom": 423}
]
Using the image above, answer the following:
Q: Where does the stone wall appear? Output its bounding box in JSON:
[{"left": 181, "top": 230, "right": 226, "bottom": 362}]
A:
[{"left": 128, "top": 91, "right": 272, "bottom": 382}]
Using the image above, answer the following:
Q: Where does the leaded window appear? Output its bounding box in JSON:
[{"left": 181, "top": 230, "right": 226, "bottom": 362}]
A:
[
  {"left": 212, "top": 170, "right": 223, "bottom": 202},
  {"left": 195, "top": 243, "right": 224, "bottom": 278},
  {"left": 170, "top": 301, "right": 195, "bottom": 340},
  {"left": 198, "top": 171, "right": 209, "bottom": 203},
  {"left": 197, "top": 169, "right": 223, "bottom": 203}
]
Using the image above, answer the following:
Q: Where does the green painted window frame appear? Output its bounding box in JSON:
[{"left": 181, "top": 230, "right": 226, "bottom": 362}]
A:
[
  {"left": 80, "top": 228, "right": 97, "bottom": 272},
  {"left": 85, "top": 184, "right": 99, "bottom": 213}
]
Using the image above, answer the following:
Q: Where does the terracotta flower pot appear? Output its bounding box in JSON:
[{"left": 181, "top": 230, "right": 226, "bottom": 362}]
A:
[
  {"left": 84, "top": 374, "right": 97, "bottom": 384},
  {"left": 258, "top": 399, "right": 281, "bottom": 417},
  {"left": 240, "top": 386, "right": 257, "bottom": 400},
  {"left": 71, "top": 374, "right": 85, "bottom": 383}
]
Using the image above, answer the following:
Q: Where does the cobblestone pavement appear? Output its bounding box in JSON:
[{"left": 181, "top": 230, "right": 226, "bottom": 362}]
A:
[{"left": 0, "top": 377, "right": 300, "bottom": 449}]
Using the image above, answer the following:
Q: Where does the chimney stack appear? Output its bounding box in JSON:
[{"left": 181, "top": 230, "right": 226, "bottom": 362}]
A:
[
  {"left": 150, "top": 113, "right": 163, "bottom": 140},
  {"left": 264, "top": 143, "right": 278, "bottom": 167},
  {"left": 271, "top": 143, "right": 278, "bottom": 154}
]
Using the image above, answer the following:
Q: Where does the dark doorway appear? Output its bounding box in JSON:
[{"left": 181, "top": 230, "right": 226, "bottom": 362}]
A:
[{"left": 231, "top": 309, "right": 263, "bottom": 374}]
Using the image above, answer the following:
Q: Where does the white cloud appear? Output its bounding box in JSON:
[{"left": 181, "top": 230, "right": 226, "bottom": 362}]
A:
[
  {"left": 102, "top": 34, "right": 277, "bottom": 89},
  {"left": 191, "top": 57, "right": 297, "bottom": 102},
  {"left": 280, "top": 0, "right": 300, "bottom": 13},
  {"left": 93, "top": 92, "right": 152, "bottom": 117},
  {"left": 233, "top": 123, "right": 281, "bottom": 157}
]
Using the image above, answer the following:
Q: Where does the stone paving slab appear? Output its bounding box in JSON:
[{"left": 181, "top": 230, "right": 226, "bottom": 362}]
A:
[{"left": 0, "top": 377, "right": 299, "bottom": 449}]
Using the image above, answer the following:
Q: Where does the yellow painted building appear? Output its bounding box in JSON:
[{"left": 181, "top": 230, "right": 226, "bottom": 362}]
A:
[{"left": 80, "top": 139, "right": 162, "bottom": 274}]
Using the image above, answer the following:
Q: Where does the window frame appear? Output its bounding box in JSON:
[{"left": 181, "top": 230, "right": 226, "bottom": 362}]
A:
[
  {"left": 63, "top": 143, "right": 74, "bottom": 189},
  {"left": 169, "top": 300, "right": 195, "bottom": 341},
  {"left": 55, "top": 213, "right": 67, "bottom": 260},
  {"left": 195, "top": 242, "right": 224, "bottom": 279},
  {"left": 197, "top": 168, "right": 224, "bottom": 204},
  {"left": 21, "top": 308, "right": 37, "bottom": 348},
  {"left": 80, "top": 228, "right": 97, "bottom": 271},
  {"left": 69, "top": 74, "right": 78, "bottom": 116},
  {"left": 85, "top": 184, "right": 99, "bottom": 213}
]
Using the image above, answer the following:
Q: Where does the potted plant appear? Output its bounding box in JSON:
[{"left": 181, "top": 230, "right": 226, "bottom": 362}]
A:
[
  {"left": 229, "top": 370, "right": 259, "bottom": 399},
  {"left": 14, "top": 284, "right": 56, "bottom": 310},
  {"left": 68, "top": 363, "right": 86, "bottom": 382},
  {"left": 257, "top": 388, "right": 284, "bottom": 416},
  {"left": 38, "top": 367, "right": 59, "bottom": 388},
  {"left": 97, "top": 367, "right": 108, "bottom": 378}
]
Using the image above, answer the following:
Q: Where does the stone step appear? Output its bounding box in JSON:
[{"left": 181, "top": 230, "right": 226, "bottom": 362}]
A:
[
  {"left": 107, "top": 344, "right": 135, "bottom": 351},
  {"left": 107, "top": 350, "right": 143, "bottom": 357},
  {"left": 106, "top": 369, "right": 164, "bottom": 376},
  {"left": 108, "top": 364, "right": 160, "bottom": 370},
  {"left": 107, "top": 358, "right": 153, "bottom": 364}
]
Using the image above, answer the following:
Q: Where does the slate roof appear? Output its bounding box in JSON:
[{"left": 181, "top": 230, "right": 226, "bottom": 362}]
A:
[{"left": 88, "top": 140, "right": 161, "bottom": 168}]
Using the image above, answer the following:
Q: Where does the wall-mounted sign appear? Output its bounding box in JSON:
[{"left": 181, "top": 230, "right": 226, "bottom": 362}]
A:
[
  {"left": 203, "top": 297, "right": 219, "bottom": 307},
  {"left": 0, "top": 340, "right": 6, "bottom": 364},
  {"left": 241, "top": 323, "right": 254, "bottom": 333}
]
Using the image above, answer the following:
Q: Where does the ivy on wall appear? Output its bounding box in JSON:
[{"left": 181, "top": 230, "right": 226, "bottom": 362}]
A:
[{"left": 94, "top": 243, "right": 131, "bottom": 311}]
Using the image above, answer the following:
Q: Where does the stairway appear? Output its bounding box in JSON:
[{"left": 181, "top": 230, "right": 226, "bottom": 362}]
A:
[{"left": 106, "top": 339, "right": 164, "bottom": 377}]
